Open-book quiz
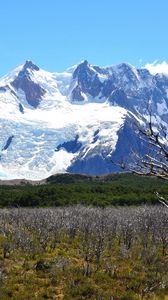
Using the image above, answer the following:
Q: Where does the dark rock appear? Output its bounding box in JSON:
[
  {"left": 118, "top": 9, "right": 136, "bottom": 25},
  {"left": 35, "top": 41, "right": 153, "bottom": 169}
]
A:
[
  {"left": 19, "top": 103, "right": 24, "bottom": 114},
  {"left": 68, "top": 116, "right": 148, "bottom": 175},
  {"left": 101, "top": 78, "right": 115, "bottom": 98},
  {"left": 73, "top": 60, "right": 89, "bottom": 79},
  {"left": 111, "top": 116, "right": 145, "bottom": 164},
  {"left": 23, "top": 60, "right": 40, "bottom": 71},
  {"left": 94, "top": 129, "right": 99, "bottom": 136},
  {"left": 108, "top": 89, "right": 128, "bottom": 107},
  {"left": 71, "top": 85, "right": 85, "bottom": 101},
  {"left": 12, "top": 75, "right": 45, "bottom": 108},
  {"left": 56, "top": 135, "right": 82, "bottom": 153},
  {"left": 88, "top": 74, "right": 102, "bottom": 97},
  {"left": 92, "top": 129, "right": 100, "bottom": 144},
  {"left": 0, "top": 87, "right": 6, "bottom": 92},
  {"left": 11, "top": 60, "right": 45, "bottom": 108},
  {"left": 2, "top": 136, "right": 14, "bottom": 151},
  {"left": 68, "top": 154, "right": 114, "bottom": 175},
  {"left": 72, "top": 61, "right": 102, "bottom": 98}
]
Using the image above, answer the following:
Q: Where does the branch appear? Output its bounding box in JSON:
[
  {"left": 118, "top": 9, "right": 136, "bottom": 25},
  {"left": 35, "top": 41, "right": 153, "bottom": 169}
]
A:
[{"left": 155, "top": 192, "right": 168, "bottom": 208}]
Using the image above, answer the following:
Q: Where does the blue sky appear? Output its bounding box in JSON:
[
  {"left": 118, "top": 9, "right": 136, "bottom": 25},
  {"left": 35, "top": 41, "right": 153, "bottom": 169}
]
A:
[{"left": 0, "top": 0, "right": 168, "bottom": 75}]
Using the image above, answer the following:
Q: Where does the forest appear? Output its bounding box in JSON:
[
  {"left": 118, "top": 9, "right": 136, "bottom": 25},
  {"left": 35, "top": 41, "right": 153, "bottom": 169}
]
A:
[{"left": 0, "top": 173, "right": 168, "bottom": 207}]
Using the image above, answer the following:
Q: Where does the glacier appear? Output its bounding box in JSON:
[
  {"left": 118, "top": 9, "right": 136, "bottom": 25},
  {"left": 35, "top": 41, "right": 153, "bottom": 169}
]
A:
[{"left": 0, "top": 60, "right": 168, "bottom": 180}]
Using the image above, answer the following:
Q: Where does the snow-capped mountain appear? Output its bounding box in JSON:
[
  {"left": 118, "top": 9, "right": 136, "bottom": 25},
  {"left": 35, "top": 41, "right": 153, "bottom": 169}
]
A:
[{"left": 0, "top": 59, "right": 168, "bottom": 180}]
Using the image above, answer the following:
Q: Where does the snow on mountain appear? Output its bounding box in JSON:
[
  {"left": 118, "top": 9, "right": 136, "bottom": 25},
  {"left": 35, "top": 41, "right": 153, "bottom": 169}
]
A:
[{"left": 0, "top": 60, "right": 168, "bottom": 180}]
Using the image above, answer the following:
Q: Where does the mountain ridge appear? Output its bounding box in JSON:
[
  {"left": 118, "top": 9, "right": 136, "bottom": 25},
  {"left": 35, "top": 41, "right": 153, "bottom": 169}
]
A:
[{"left": 0, "top": 60, "right": 168, "bottom": 180}]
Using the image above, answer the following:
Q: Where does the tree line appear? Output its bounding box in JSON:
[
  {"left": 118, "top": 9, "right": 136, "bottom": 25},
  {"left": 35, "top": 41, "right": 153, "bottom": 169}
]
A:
[{"left": 0, "top": 173, "right": 168, "bottom": 207}]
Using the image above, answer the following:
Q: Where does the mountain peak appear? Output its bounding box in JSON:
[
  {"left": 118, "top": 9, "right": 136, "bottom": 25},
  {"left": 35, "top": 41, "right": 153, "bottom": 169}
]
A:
[
  {"left": 15, "top": 61, "right": 40, "bottom": 80},
  {"left": 73, "top": 60, "right": 92, "bottom": 79},
  {"left": 23, "top": 60, "right": 40, "bottom": 72},
  {"left": 10, "top": 60, "right": 45, "bottom": 108},
  {"left": 116, "top": 62, "right": 135, "bottom": 72},
  {"left": 81, "top": 59, "right": 89, "bottom": 65},
  {"left": 1, "top": 60, "right": 168, "bottom": 179}
]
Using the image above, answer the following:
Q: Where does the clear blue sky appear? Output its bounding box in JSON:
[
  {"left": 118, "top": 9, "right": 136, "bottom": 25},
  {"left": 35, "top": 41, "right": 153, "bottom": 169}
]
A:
[{"left": 0, "top": 0, "right": 168, "bottom": 75}]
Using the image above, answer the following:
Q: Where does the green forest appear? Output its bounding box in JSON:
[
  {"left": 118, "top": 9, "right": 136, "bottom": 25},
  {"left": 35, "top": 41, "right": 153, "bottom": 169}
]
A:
[{"left": 0, "top": 173, "right": 168, "bottom": 207}]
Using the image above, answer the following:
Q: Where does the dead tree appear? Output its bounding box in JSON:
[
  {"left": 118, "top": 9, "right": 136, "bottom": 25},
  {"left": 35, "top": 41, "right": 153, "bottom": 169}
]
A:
[{"left": 116, "top": 105, "right": 168, "bottom": 207}]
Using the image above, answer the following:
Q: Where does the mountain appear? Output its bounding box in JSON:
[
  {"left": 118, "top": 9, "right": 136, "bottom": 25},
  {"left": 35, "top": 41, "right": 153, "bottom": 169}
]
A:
[{"left": 0, "top": 59, "right": 168, "bottom": 180}]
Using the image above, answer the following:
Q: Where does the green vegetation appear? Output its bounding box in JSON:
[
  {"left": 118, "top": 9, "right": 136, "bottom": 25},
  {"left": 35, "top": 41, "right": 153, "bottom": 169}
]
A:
[{"left": 0, "top": 173, "right": 168, "bottom": 207}]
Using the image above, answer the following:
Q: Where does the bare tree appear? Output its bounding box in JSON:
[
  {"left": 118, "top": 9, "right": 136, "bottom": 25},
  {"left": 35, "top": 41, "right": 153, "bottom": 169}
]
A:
[
  {"left": 118, "top": 106, "right": 168, "bottom": 206},
  {"left": 155, "top": 192, "right": 168, "bottom": 208},
  {"left": 131, "top": 110, "right": 168, "bottom": 180}
]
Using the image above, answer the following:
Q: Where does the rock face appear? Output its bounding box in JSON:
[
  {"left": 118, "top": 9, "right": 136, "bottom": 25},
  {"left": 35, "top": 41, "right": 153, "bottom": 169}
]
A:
[
  {"left": 0, "top": 59, "right": 168, "bottom": 180},
  {"left": 71, "top": 86, "right": 85, "bottom": 102},
  {"left": 109, "top": 89, "right": 128, "bottom": 107},
  {"left": 56, "top": 135, "right": 82, "bottom": 154},
  {"left": 19, "top": 103, "right": 24, "bottom": 114},
  {"left": 11, "top": 61, "right": 45, "bottom": 108},
  {"left": 71, "top": 60, "right": 102, "bottom": 100}
]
